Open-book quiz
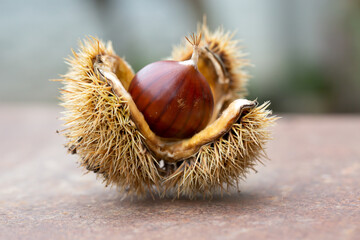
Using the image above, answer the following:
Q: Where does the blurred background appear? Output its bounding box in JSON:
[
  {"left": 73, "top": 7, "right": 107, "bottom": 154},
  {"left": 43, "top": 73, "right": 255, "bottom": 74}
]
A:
[{"left": 0, "top": 0, "right": 359, "bottom": 113}]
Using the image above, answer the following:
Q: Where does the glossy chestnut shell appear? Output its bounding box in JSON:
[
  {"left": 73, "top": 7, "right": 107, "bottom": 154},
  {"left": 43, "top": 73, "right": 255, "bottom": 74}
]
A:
[{"left": 128, "top": 60, "right": 214, "bottom": 139}]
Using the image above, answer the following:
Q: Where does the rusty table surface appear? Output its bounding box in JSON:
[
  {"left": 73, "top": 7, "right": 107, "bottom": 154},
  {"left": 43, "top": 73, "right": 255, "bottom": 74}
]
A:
[{"left": 0, "top": 104, "right": 359, "bottom": 240}]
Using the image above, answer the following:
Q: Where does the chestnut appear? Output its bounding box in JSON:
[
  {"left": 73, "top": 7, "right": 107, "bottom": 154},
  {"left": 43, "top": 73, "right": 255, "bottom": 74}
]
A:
[{"left": 128, "top": 34, "right": 214, "bottom": 139}]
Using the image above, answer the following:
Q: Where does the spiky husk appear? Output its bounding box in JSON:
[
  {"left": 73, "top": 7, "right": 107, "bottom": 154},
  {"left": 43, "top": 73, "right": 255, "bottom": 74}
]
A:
[
  {"left": 59, "top": 37, "right": 276, "bottom": 198},
  {"left": 164, "top": 102, "right": 274, "bottom": 198},
  {"left": 60, "top": 39, "right": 160, "bottom": 196},
  {"left": 172, "top": 23, "right": 250, "bottom": 100}
]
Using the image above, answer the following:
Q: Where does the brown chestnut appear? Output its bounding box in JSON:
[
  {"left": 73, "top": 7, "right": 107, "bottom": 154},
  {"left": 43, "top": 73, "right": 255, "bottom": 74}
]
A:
[{"left": 128, "top": 34, "right": 214, "bottom": 139}]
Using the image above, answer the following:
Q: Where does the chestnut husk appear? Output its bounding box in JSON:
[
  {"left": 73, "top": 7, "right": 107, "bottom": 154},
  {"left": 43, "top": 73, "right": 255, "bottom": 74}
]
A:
[{"left": 59, "top": 23, "right": 277, "bottom": 198}]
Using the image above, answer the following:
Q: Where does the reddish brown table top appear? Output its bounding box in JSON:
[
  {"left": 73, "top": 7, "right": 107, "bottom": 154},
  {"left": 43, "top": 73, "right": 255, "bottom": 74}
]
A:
[{"left": 0, "top": 105, "right": 359, "bottom": 240}]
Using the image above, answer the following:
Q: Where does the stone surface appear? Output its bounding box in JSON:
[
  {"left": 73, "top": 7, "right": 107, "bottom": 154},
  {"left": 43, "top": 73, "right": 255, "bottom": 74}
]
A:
[{"left": 0, "top": 105, "right": 359, "bottom": 240}]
